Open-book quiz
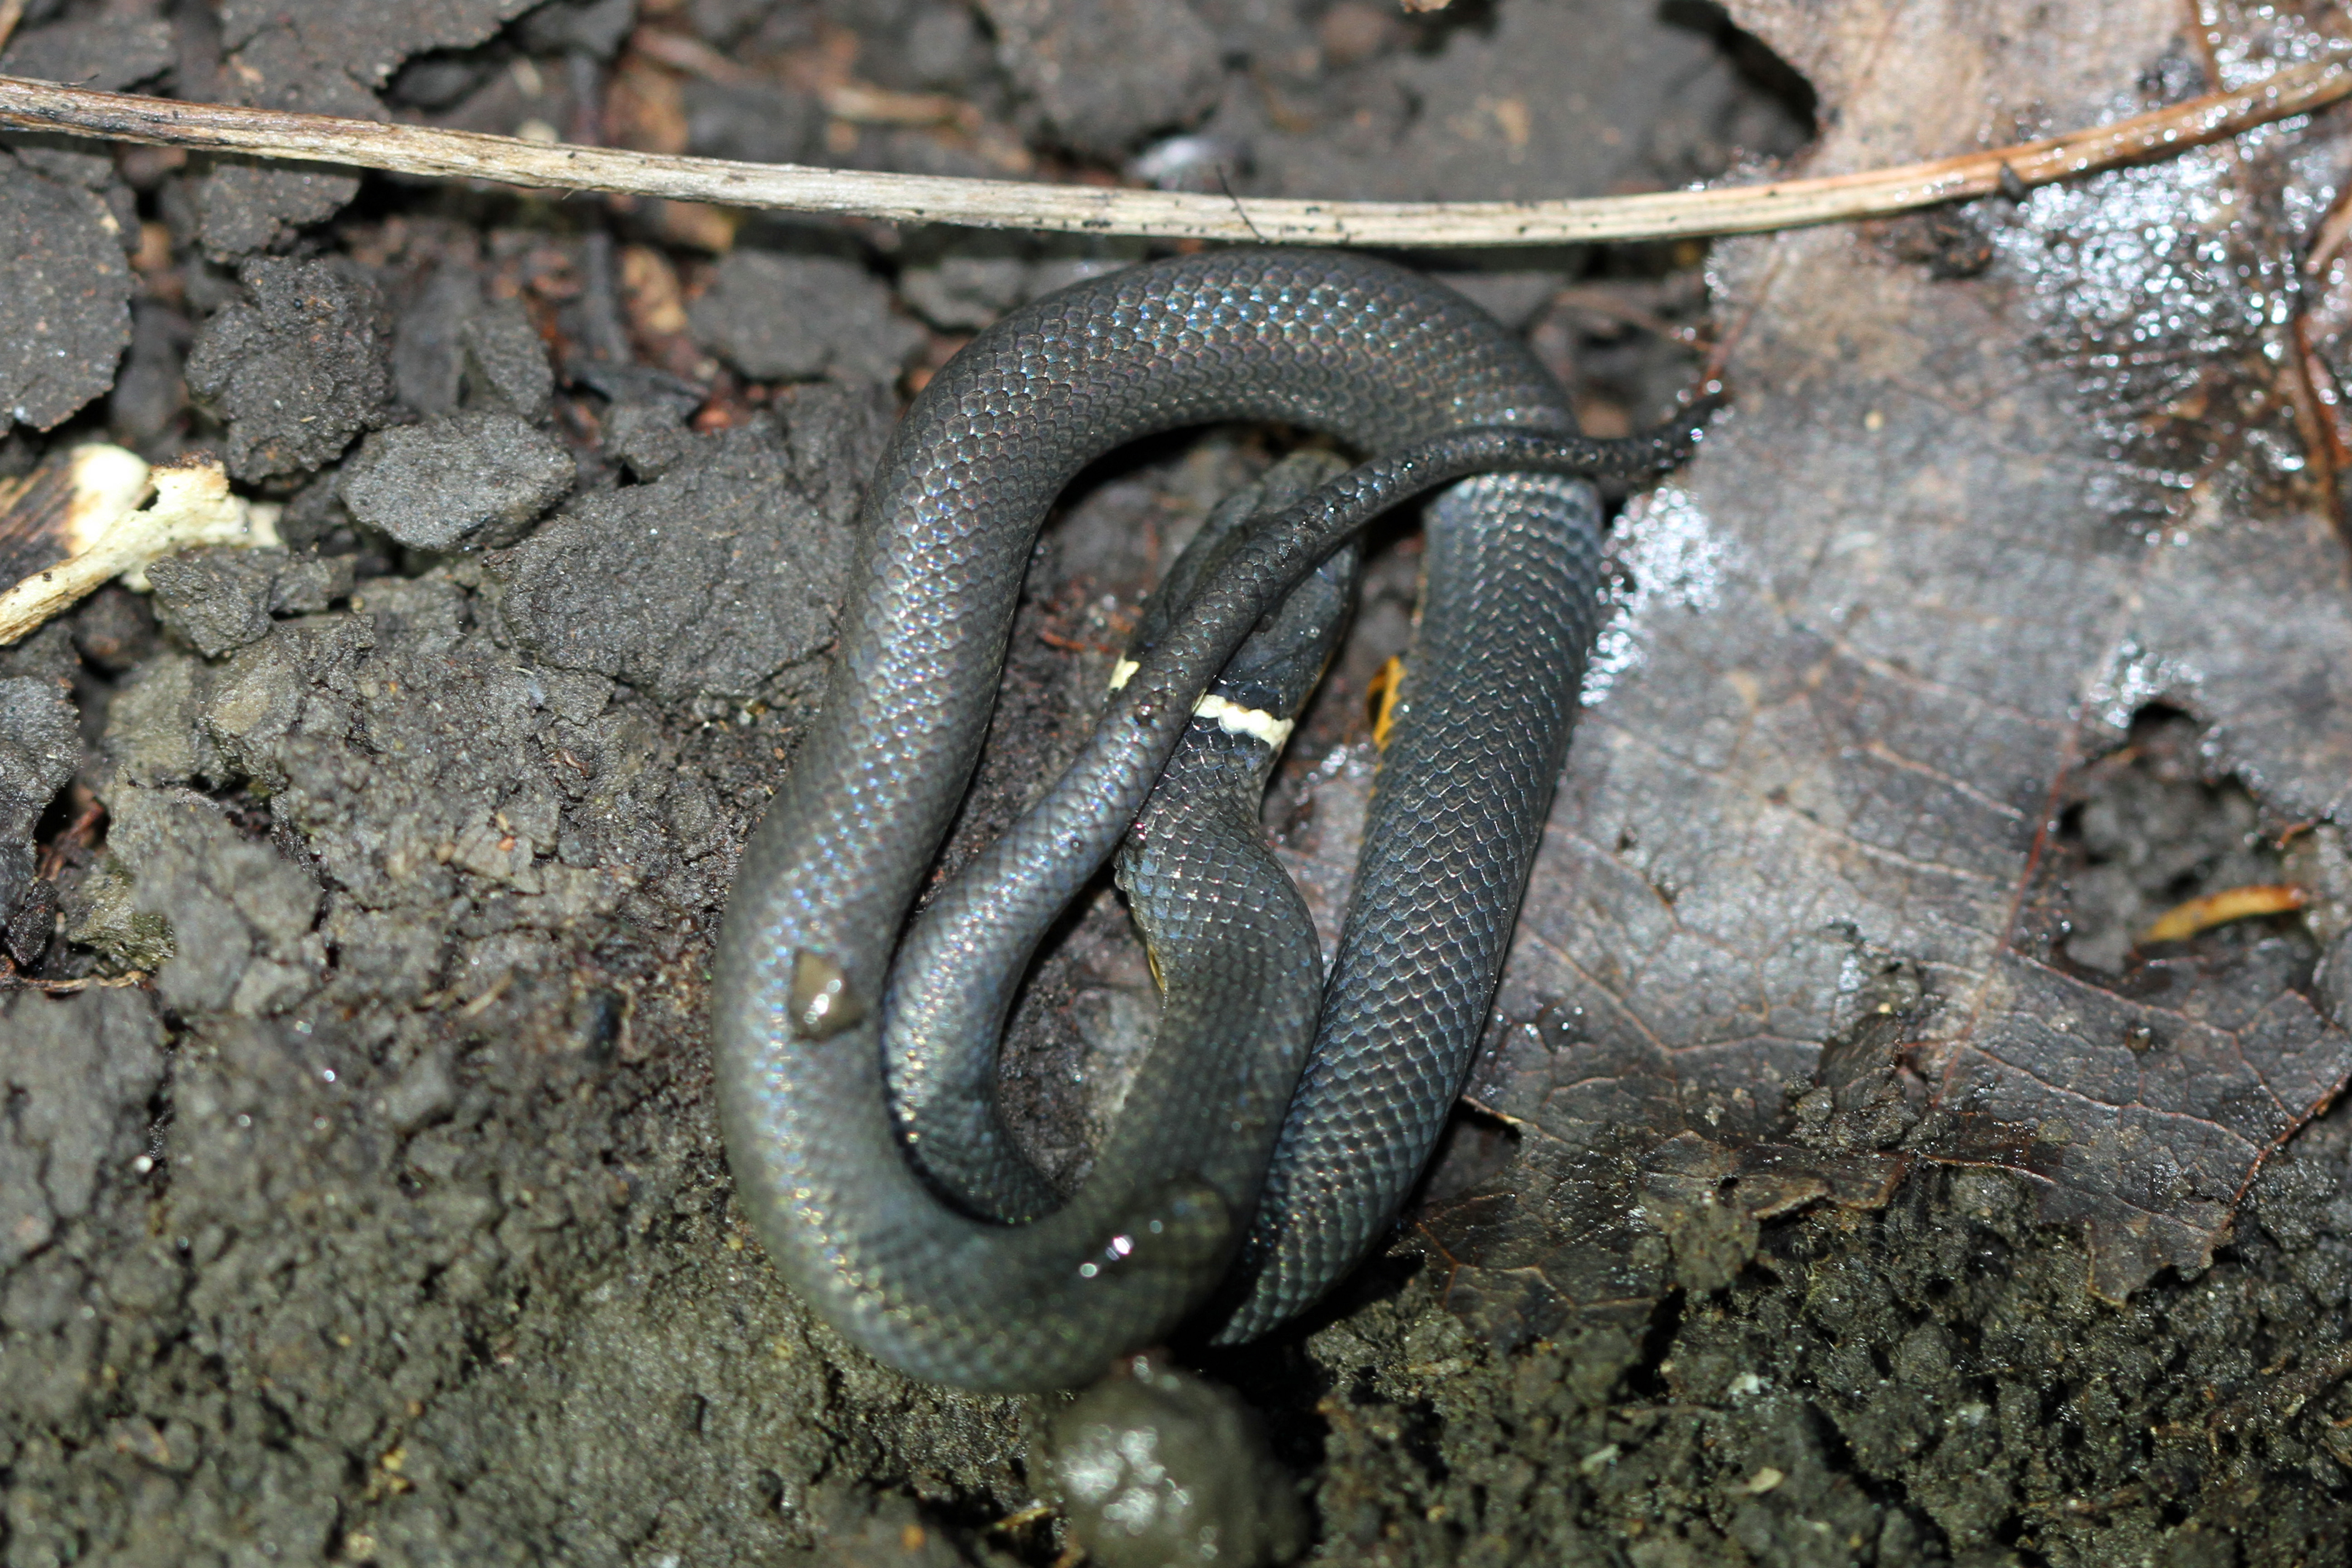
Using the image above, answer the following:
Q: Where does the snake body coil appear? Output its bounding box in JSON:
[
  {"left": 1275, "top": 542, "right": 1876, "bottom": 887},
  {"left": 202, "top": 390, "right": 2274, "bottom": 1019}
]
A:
[{"left": 712, "top": 250, "right": 1697, "bottom": 1390}]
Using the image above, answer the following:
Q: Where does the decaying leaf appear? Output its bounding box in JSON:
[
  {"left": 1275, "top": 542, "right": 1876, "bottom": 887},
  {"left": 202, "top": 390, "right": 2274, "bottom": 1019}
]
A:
[
  {"left": 1395, "top": 0, "right": 2352, "bottom": 1340},
  {"left": 1401, "top": 1007, "right": 1911, "bottom": 1350},
  {"left": 1916, "top": 946, "right": 2347, "bottom": 1300}
]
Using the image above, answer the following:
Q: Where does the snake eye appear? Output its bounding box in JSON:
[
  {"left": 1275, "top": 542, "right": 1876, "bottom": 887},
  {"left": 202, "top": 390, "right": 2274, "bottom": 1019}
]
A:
[{"left": 788, "top": 949, "right": 868, "bottom": 1040}]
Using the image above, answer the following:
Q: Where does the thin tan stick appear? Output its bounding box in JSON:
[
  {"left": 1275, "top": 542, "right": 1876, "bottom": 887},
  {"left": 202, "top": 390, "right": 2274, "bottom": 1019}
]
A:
[
  {"left": 0, "top": 0, "right": 28, "bottom": 58},
  {"left": 0, "top": 958, "right": 149, "bottom": 995},
  {"left": 3, "top": 54, "right": 2350, "bottom": 245}
]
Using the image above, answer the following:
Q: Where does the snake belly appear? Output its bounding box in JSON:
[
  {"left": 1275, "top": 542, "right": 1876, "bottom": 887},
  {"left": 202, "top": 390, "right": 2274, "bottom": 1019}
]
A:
[{"left": 712, "top": 249, "right": 1662, "bottom": 1391}]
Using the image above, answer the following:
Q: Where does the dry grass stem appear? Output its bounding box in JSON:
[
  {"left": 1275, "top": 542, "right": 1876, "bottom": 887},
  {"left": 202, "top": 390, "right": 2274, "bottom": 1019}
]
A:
[{"left": 1, "top": 54, "right": 2348, "bottom": 245}]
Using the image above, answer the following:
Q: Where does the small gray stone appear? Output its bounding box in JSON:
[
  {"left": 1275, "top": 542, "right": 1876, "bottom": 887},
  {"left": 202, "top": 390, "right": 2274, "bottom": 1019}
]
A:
[
  {"left": 898, "top": 256, "right": 1032, "bottom": 332},
  {"left": 191, "top": 160, "right": 360, "bottom": 265},
  {"left": 0, "top": 676, "right": 76, "bottom": 839},
  {"left": 513, "top": 0, "right": 636, "bottom": 57},
  {"left": 687, "top": 250, "right": 923, "bottom": 384},
  {"left": 387, "top": 54, "right": 489, "bottom": 109},
  {"left": 0, "top": 16, "right": 176, "bottom": 92},
  {"left": 343, "top": 410, "right": 575, "bottom": 550},
  {"left": 980, "top": 0, "right": 1224, "bottom": 160},
  {"left": 895, "top": 249, "right": 1136, "bottom": 333},
  {"left": 7, "top": 876, "right": 57, "bottom": 967},
  {"left": 904, "top": 5, "right": 988, "bottom": 89},
  {"left": 147, "top": 547, "right": 283, "bottom": 657},
  {"left": 110, "top": 298, "right": 193, "bottom": 447},
  {"left": 184, "top": 258, "right": 392, "bottom": 483},
  {"left": 682, "top": 77, "right": 822, "bottom": 166},
  {"left": 0, "top": 151, "right": 133, "bottom": 439},
  {"left": 381, "top": 1050, "right": 458, "bottom": 1133},
  {"left": 10, "top": 142, "right": 121, "bottom": 194},
  {"left": 394, "top": 263, "right": 482, "bottom": 417},
  {"left": 1435, "top": 270, "right": 1568, "bottom": 332},
  {"left": 603, "top": 401, "right": 695, "bottom": 481},
  {"left": 268, "top": 554, "right": 357, "bottom": 616},
  {"left": 69, "top": 585, "right": 159, "bottom": 675},
  {"left": 461, "top": 297, "right": 554, "bottom": 421}
]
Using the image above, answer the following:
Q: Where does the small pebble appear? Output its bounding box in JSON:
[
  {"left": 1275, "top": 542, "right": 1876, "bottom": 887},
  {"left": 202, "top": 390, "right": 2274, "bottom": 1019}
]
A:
[{"left": 1036, "top": 1355, "right": 1304, "bottom": 1568}]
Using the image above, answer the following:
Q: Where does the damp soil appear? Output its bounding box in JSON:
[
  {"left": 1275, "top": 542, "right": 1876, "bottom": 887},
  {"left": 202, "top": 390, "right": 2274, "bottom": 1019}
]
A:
[{"left": 5, "top": 1, "right": 2352, "bottom": 1565}]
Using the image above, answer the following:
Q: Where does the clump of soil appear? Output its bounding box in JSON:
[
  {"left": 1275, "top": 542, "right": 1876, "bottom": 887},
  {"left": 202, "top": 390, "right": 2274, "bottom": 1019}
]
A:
[{"left": 3, "top": 2, "right": 2350, "bottom": 1565}]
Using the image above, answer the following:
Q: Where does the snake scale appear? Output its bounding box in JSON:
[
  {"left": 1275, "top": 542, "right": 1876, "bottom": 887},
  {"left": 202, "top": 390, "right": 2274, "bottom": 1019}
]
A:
[{"left": 711, "top": 249, "right": 1710, "bottom": 1391}]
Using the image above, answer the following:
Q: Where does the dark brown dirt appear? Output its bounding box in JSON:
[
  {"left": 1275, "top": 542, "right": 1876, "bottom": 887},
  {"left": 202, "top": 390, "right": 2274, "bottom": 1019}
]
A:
[{"left": 4, "top": 2, "right": 2352, "bottom": 1565}]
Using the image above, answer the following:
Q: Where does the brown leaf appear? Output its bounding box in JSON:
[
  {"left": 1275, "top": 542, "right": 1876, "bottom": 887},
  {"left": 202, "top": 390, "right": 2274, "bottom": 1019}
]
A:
[
  {"left": 1913, "top": 949, "right": 2352, "bottom": 1301},
  {"left": 1410, "top": 1016, "right": 1906, "bottom": 1347},
  {"left": 1406, "top": 0, "right": 2352, "bottom": 1340}
]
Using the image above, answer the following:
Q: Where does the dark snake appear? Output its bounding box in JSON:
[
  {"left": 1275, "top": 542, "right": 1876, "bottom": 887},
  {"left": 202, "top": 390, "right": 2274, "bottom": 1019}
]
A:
[{"left": 711, "top": 249, "right": 1710, "bottom": 1390}]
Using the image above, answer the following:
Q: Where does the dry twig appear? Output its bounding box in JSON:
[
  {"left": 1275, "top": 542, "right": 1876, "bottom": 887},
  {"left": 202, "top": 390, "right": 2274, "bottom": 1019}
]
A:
[
  {"left": 2141, "top": 883, "right": 2310, "bottom": 944},
  {"left": 0, "top": 449, "right": 279, "bottom": 647},
  {"left": 0, "top": 956, "right": 148, "bottom": 995},
  {"left": 1, "top": 55, "right": 2348, "bottom": 246}
]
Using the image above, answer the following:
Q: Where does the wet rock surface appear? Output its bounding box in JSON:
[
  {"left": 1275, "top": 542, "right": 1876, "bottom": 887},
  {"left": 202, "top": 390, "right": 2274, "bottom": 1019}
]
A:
[{"left": 1, "top": 1, "right": 2351, "bottom": 1565}]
